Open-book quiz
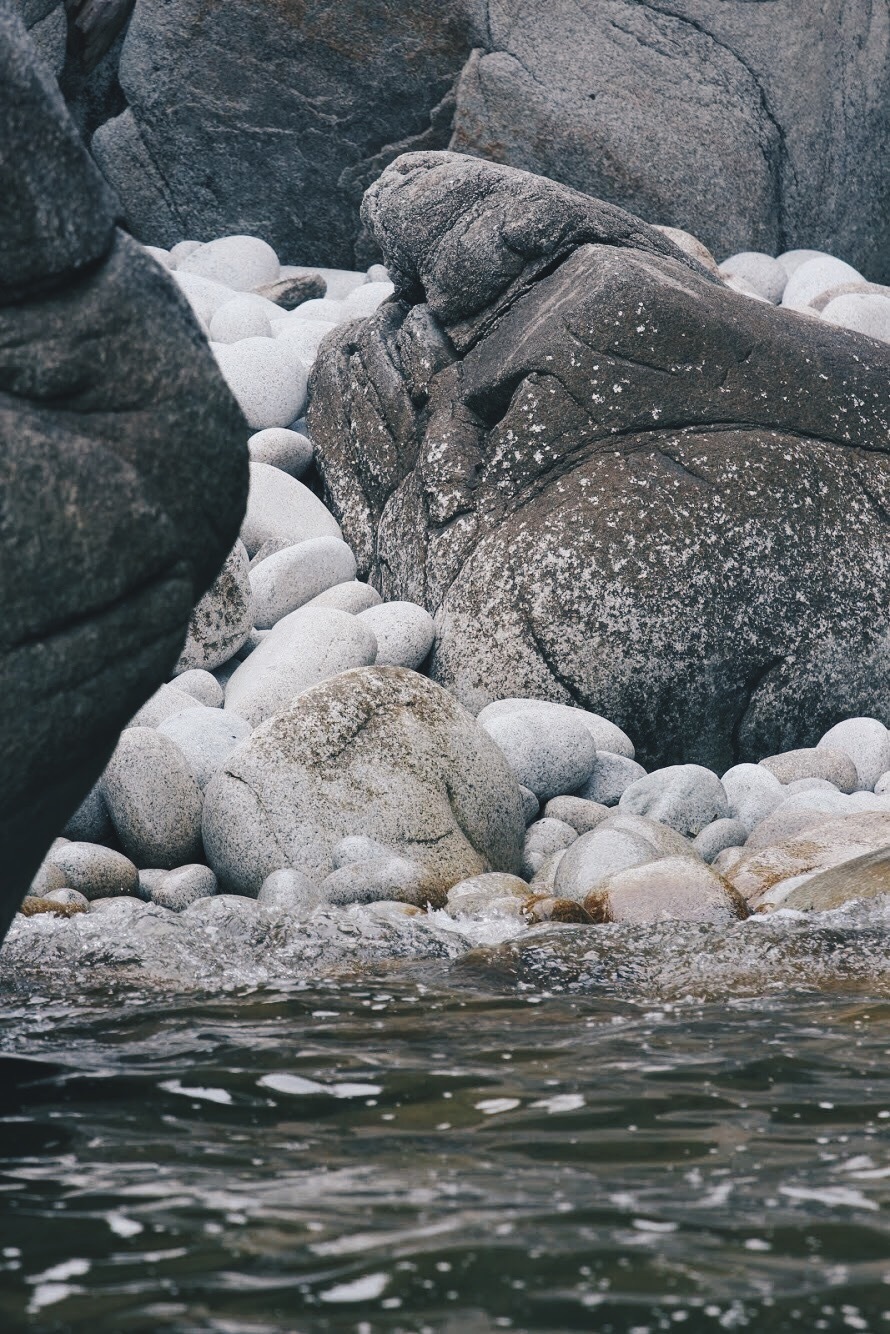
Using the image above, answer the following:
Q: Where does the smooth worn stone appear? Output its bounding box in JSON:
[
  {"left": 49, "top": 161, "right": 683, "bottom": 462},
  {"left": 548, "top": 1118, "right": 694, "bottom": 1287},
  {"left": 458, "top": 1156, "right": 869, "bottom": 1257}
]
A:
[
  {"left": 223, "top": 605, "right": 378, "bottom": 727},
  {"left": 137, "top": 868, "right": 166, "bottom": 900},
  {"left": 46, "top": 841, "right": 139, "bottom": 900},
  {"left": 781, "top": 256, "right": 863, "bottom": 311},
  {"left": 157, "top": 706, "right": 252, "bottom": 789},
  {"left": 652, "top": 225, "right": 719, "bottom": 275},
  {"left": 358, "top": 600, "right": 436, "bottom": 670},
  {"left": 781, "top": 845, "right": 890, "bottom": 912},
  {"left": 173, "top": 668, "right": 224, "bottom": 708},
  {"left": 320, "top": 855, "right": 426, "bottom": 906},
  {"left": 203, "top": 665, "right": 525, "bottom": 900},
  {"left": 777, "top": 249, "right": 834, "bottom": 277},
  {"left": 174, "top": 540, "right": 254, "bottom": 673},
  {"left": 290, "top": 297, "right": 344, "bottom": 323},
  {"left": 272, "top": 318, "right": 340, "bottom": 367},
  {"left": 817, "top": 717, "right": 890, "bottom": 791},
  {"left": 44, "top": 888, "right": 90, "bottom": 910},
  {"left": 576, "top": 752, "right": 647, "bottom": 806},
  {"left": 876, "top": 771, "right": 890, "bottom": 796},
  {"left": 249, "top": 537, "right": 295, "bottom": 569},
  {"left": 338, "top": 280, "right": 395, "bottom": 321},
  {"left": 253, "top": 273, "right": 326, "bottom": 309},
  {"left": 28, "top": 860, "right": 67, "bottom": 896},
  {"left": 257, "top": 867, "right": 324, "bottom": 914},
  {"left": 692, "top": 817, "right": 750, "bottom": 864},
  {"left": 250, "top": 536, "right": 357, "bottom": 629},
  {"left": 759, "top": 746, "right": 858, "bottom": 793},
  {"left": 172, "top": 270, "right": 236, "bottom": 325},
  {"left": 213, "top": 338, "right": 308, "bottom": 430},
  {"left": 720, "top": 762, "right": 785, "bottom": 833},
  {"left": 521, "top": 817, "right": 578, "bottom": 879},
  {"left": 247, "top": 428, "right": 313, "bottom": 477},
  {"left": 583, "top": 856, "right": 747, "bottom": 925},
  {"left": 744, "top": 790, "right": 853, "bottom": 849},
  {"left": 519, "top": 786, "right": 540, "bottom": 824},
  {"left": 178, "top": 236, "right": 280, "bottom": 291},
  {"left": 62, "top": 780, "right": 114, "bottom": 843},
  {"left": 618, "top": 764, "right": 728, "bottom": 836},
  {"left": 553, "top": 811, "right": 698, "bottom": 902},
  {"left": 477, "top": 702, "right": 597, "bottom": 801},
  {"left": 332, "top": 834, "right": 392, "bottom": 867},
  {"left": 235, "top": 628, "right": 269, "bottom": 661},
  {"left": 168, "top": 239, "right": 202, "bottom": 265},
  {"left": 179, "top": 893, "right": 259, "bottom": 935},
  {"left": 129, "top": 682, "right": 205, "bottom": 728},
  {"left": 529, "top": 849, "right": 567, "bottom": 894},
  {"left": 240, "top": 462, "right": 341, "bottom": 557},
  {"left": 523, "top": 895, "right": 593, "bottom": 925},
  {"left": 725, "top": 811, "right": 890, "bottom": 908},
  {"left": 712, "top": 845, "right": 746, "bottom": 875},
  {"left": 208, "top": 293, "right": 277, "bottom": 342},
  {"left": 101, "top": 727, "right": 204, "bottom": 868},
  {"left": 723, "top": 274, "right": 769, "bottom": 303},
  {"left": 784, "top": 777, "right": 839, "bottom": 794},
  {"left": 718, "top": 252, "right": 787, "bottom": 303},
  {"left": 476, "top": 698, "right": 635, "bottom": 759},
  {"left": 151, "top": 863, "right": 217, "bottom": 911},
  {"left": 543, "top": 795, "right": 610, "bottom": 834},
  {"left": 304, "top": 580, "right": 383, "bottom": 614},
  {"left": 446, "top": 872, "right": 531, "bottom": 915},
  {"left": 821, "top": 292, "right": 890, "bottom": 343}
]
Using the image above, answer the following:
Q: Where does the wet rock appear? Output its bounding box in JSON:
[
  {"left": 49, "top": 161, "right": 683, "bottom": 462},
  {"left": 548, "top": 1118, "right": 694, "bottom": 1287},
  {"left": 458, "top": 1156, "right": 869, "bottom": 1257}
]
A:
[
  {"left": 523, "top": 895, "right": 593, "bottom": 925},
  {"left": 476, "top": 701, "right": 597, "bottom": 801},
  {"left": 152, "top": 863, "right": 217, "bottom": 911},
  {"left": 553, "top": 811, "right": 698, "bottom": 902},
  {"left": 817, "top": 718, "right": 890, "bottom": 791},
  {"left": 101, "top": 728, "right": 204, "bottom": 868},
  {"left": 521, "top": 818, "right": 578, "bottom": 879},
  {"left": 582, "top": 857, "right": 747, "bottom": 925},
  {"left": 19, "top": 895, "right": 85, "bottom": 918},
  {"left": 576, "top": 753, "right": 647, "bottom": 807},
  {"left": 257, "top": 868, "right": 323, "bottom": 914},
  {"left": 174, "top": 669, "right": 224, "bottom": 709},
  {"left": 446, "top": 872, "right": 531, "bottom": 915},
  {"left": 44, "top": 841, "right": 138, "bottom": 899},
  {"left": 157, "top": 706, "right": 252, "bottom": 789},
  {"left": 720, "top": 762, "right": 785, "bottom": 833},
  {"left": 543, "top": 795, "right": 610, "bottom": 835},
  {"left": 247, "top": 428, "right": 313, "bottom": 478},
  {"left": 173, "top": 540, "right": 254, "bottom": 674},
  {"left": 724, "top": 811, "right": 890, "bottom": 908},
  {"left": 358, "top": 601, "right": 436, "bottom": 670},
  {"left": 781, "top": 846, "right": 890, "bottom": 912},
  {"left": 320, "top": 855, "right": 426, "bottom": 906},
  {"left": 618, "top": 764, "right": 729, "bottom": 836},
  {"left": 240, "top": 462, "right": 341, "bottom": 557},
  {"left": 692, "top": 818, "right": 750, "bottom": 864},
  {"left": 203, "top": 665, "right": 525, "bottom": 900},
  {"left": 759, "top": 747, "right": 858, "bottom": 793},
  {"left": 744, "top": 790, "right": 854, "bottom": 849}
]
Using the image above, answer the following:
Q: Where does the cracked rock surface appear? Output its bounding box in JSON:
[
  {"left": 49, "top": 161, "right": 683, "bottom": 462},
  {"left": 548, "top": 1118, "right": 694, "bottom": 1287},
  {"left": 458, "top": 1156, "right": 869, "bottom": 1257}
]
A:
[{"left": 308, "top": 151, "right": 890, "bottom": 772}]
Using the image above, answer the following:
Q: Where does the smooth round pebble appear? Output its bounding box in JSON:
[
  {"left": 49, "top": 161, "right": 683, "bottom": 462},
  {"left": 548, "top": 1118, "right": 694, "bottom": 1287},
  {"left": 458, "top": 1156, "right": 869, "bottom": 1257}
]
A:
[
  {"left": 63, "top": 780, "right": 114, "bottom": 842},
  {"left": 168, "top": 239, "right": 202, "bottom": 265},
  {"left": 46, "top": 841, "right": 139, "bottom": 900},
  {"left": 554, "top": 812, "right": 696, "bottom": 902},
  {"left": 152, "top": 864, "right": 218, "bottom": 912},
  {"left": 781, "top": 256, "right": 863, "bottom": 311},
  {"left": 478, "top": 705, "right": 596, "bottom": 801},
  {"left": 446, "top": 872, "right": 531, "bottom": 915},
  {"left": 477, "top": 698, "right": 634, "bottom": 759},
  {"left": 320, "top": 856, "right": 426, "bottom": 907},
  {"left": 240, "top": 462, "right": 341, "bottom": 555},
  {"left": 213, "top": 339, "right": 308, "bottom": 430},
  {"left": 272, "top": 318, "right": 340, "bottom": 366},
  {"left": 358, "top": 601, "right": 436, "bottom": 670},
  {"left": 760, "top": 746, "right": 858, "bottom": 793},
  {"left": 543, "top": 795, "right": 610, "bottom": 834},
  {"left": 250, "top": 537, "right": 357, "bottom": 629},
  {"left": 179, "top": 235, "right": 279, "bottom": 291},
  {"left": 129, "top": 682, "right": 205, "bottom": 728},
  {"left": 338, "top": 281, "right": 395, "bottom": 321},
  {"left": 137, "top": 868, "right": 167, "bottom": 901},
  {"left": 821, "top": 292, "right": 890, "bottom": 342},
  {"left": 692, "top": 817, "right": 750, "bottom": 863},
  {"left": 157, "top": 707, "right": 253, "bottom": 789},
  {"left": 718, "top": 251, "right": 787, "bottom": 303},
  {"left": 652, "top": 224, "right": 719, "bottom": 274},
  {"left": 257, "top": 868, "right": 324, "bottom": 914},
  {"left": 575, "top": 751, "right": 646, "bottom": 806},
  {"left": 290, "top": 297, "right": 344, "bottom": 323},
  {"left": 519, "top": 786, "right": 540, "bottom": 824},
  {"left": 44, "top": 888, "right": 90, "bottom": 910},
  {"left": 209, "top": 293, "right": 278, "bottom": 342},
  {"left": 174, "top": 669, "right": 224, "bottom": 709},
  {"left": 521, "top": 817, "right": 578, "bottom": 879},
  {"left": 817, "top": 717, "right": 890, "bottom": 791},
  {"left": 720, "top": 762, "right": 784, "bottom": 833},
  {"left": 173, "top": 271, "right": 235, "bottom": 325},
  {"left": 247, "top": 427, "right": 313, "bottom": 477},
  {"left": 29, "top": 860, "right": 67, "bottom": 896},
  {"left": 619, "top": 764, "right": 728, "bottom": 835},
  {"left": 875, "top": 772, "right": 890, "bottom": 796},
  {"left": 584, "top": 856, "right": 746, "bottom": 925},
  {"left": 101, "top": 729, "right": 205, "bottom": 869},
  {"left": 304, "top": 580, "right": 383, "bottom": 614},
  {"left": 776, "top": 248, "right": 834, "bottom": 277}
]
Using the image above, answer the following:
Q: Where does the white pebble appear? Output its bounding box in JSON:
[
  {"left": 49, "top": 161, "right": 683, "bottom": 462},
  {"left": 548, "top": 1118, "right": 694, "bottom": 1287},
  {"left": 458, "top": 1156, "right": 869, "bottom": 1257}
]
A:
[
  {"left": 358, "top": 600, "right": 436, "bottom": 669},
  {"left": 781, "top": 256, "right": 863, "bottom": 312},
  {"left": 209, "top": 294, "right": 278, "bottom": 342},
  {"left": 250, "top": 536, "right": 357, "bottom": 628},
  {"left": 247, "top": 427, "right": 313, "bottom": 476},
  {"left": 213, "top": 338, "right": 308, "bottom": 430},
  {"left": 179, "top": 235, "right": 280, "bottom": 291},
  {"left": 821, "top": 292, "right": 890, "bottom": 343},
  {"left": 240, "top": 462, "right": 341, "bottom": 555}
]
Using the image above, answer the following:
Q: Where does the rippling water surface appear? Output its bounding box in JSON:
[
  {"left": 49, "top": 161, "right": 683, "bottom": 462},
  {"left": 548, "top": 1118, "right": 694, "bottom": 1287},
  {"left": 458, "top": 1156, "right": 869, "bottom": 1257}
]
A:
[{"left": 2, "top": 902, "right": 890, "bottom": 1332}]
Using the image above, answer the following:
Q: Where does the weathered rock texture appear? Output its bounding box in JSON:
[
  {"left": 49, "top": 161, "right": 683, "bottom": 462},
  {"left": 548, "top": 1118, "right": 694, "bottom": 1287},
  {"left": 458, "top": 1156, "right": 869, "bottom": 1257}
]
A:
[
  {"left": 0, "top": 0, "right": 248, "bottom": 938},
  {"left": 309, "top": 152, "right": 890, "bottom": 772},
  {"left": 41, "top": 0, "right": 890, "bottom": 276}
]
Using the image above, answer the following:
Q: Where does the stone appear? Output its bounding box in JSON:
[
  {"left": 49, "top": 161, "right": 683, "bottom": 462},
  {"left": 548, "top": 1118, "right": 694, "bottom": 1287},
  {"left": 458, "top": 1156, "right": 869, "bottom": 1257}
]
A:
[
  {"left": 358, "top": 600, "right": 436, "bottom": 669},
  {"left": 821, "top": 293, "right": 890, "bottom": 344},
  {"left": 304, "top": 581, "right": 383, "bottom": 614},
  {"left": 223, "top": 605, "right": 378, "bottom": 727},
  {"left": 777, "top": 249, "right": 833, "bottom": 278},
  {"left": 45, "top": 841, "right": 139, "bottom": 899},
  {"left": 137, "top": 867, "right": 166, "bottom": 900},
  {"left": 101, "top": 727, "right": 204, "bottom": 868},
  {"left": 521, "top": 817, "right": 578, "bottom": 879},
  {"left": 712, "top": 846, "right": 745, "bottom": 876},
  {"left": 338, "top": 280, "right": 395, "bottom": 321},
  {"left": 0, "top": 0, "right": 248, "bottom": 938},
  {"left": 311, "top": 152, "right": 890, "bottom": 771},
  {"left": 151, "top": 863, "right": 217, "bottom": 911},
  {"left": 477, "top": 702, "right": 597, "bottom": 801},
  {"left": 240, "top": 462, "right": 341, "bottom": 557},
  {"left": 213, "top": 338, "right": 308, "bottom": 430},
  {"left": 254, "top": 273, "right": 327, "bottom": 310},
  {"left": 723, "top": 274, "right": 770, "bottom": 304},
  {"left": 542, "top": 795, "right": 610, "bottom": 835},
  {"left": 256, "top": 867, "right": 324, "bottom": 914},
  {"left": 248, "top": 538, "right": 295, "bottom": 570},
  {"left": 208, "top": 294, "right": 277, "bottom": 343},
  {"left": 172, "top": 270, "right": 236, "bottom": 326},
  {"left": 553, "top": 811, "right": 698, "bottom": 902},
  {"left": 178, "top": 236, "right": 280, "bottom": 292},
  {"left": 273, "top": 318, "right": 341, "bottom": 367},
  {"left": 62, "top": 780, "right": 114, "bottom": 842},
  {"left": 19, "top": 895, "right": 85, "bottom": 918},
  {"left": 781, "top": 256, "right": 864, "bottom": 311},
  {"left": 618, "top": 764, "right": 728, "bottom": 836},
  {"left": 28, "top": 860, "right": 66, "bottom": 896},
  {"left": 247, "top": 428, "right": 313, "bottom": 477},
  {"left": 784, "top": 777, "right": 839, "bottom": 795},
  {"left": 173, "top": 541, "right": 254, "bottom": 674},
  {"left": 652, "top": 225, "right": 719, "bottom": 275},
  {"left": 320, "top": 855, "right": 426, "bottom": 906},
  {"left": 294, "top": 297, "right": 346, "bottom": 324},
  {"left": 781, "top": 846, "right": 890, "bottom": 912},
  {"left": 817, "top": 718, "right": 890, "bottom": 791},
  {"left": 128, "top": 681, "right": 205, "bottom": 728},
  {"left": 692, "top": 817, "right": 749, "bottom": 864},
  {"left": 720, "top": 762, "right": 785, "bottom": 833},
  {"left": 718, "top": 252, "right": 787, "bottom": 304},
  {"left": 203, "top": 665, "right": 525, "bottom": 899},
  {"left": 44, "top": 888, "right": 90, "bottom": 910},
  {"left": 876, "top": 772, "right": 890, "bottom": 796},
  {"left": 168, "top": 240, "right": 201, "bottom": 265},
  {"left": 583, "top": 856, "right": 747, "bottom": 925},
  {"left": 529, "top": 850, "right": 566, "bottom": 895},
  {"left": 744, "top": 790, "right": 854, "bottom": 850},
  {"left": 523, "top": 896, "right": 593, "bottom": 925},
  {"left": 759, "top": 747, "right": 858, "bottom": 793},
  {"left": 446, "top": 871, "right": 531, "bottom": 915},
  {"left": 250, "top": 537, "right": 357, "bottom": 629},
  {"left": 576, "top": 752, "right": 648, "bottom": 807},
  {"left": 173, "top": 668, "right": 224, "bottom": 708},
  {"left": 469, "top": 697, "right": 635, "bottom": 760},
  {"left": 157, "top": 706, "right": 252, "bottom": 789},
  {"left": 724, "top": 812, "right": 890, "bottom": 908}
]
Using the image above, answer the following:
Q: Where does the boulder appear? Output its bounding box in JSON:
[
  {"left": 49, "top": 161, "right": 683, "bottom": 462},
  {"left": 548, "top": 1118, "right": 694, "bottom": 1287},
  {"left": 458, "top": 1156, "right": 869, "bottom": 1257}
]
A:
[
  {"left": 618, "top": 764, "right": 728, "bottom": 836},
  {"left": 781, "top": 846, "right": 890, "bottom": 913},
  {"left": 723, "top": 811, "right": 890, "bottom": 908},
  {"left": 101, "top": 727, "right": 204, "bottom": 868},
  {"left": 202, "top": 665, "right": 525, "bottom": 899},
  {"left": 0, "top": 0, "right": 246, "bottom": 938},
  {"left": 310, "top": 152, "right": 890, "bottom": 771}
]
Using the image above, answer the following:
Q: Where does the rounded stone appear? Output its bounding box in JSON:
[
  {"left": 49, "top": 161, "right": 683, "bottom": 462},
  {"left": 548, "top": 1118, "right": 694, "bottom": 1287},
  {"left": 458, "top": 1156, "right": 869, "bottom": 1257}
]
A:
[
  {"left": 446, "top": 872, "right": 531, "bottom": 915},
  {"left": 821, "top": 292, "right": 890, "bottom": 343},
  {"left": 817, "top": 718, "right": 890, "bottom": 791},
  {"left": 62, "top": 781, "right": 114, "bottom": 843},
  {"left": 28, "top": 860, "right": 67, "bottom": 896},
  {"left": 247, "top": 428, "right": 313, "bottom": 477},
  {"left": 543, "top": 795, "right": 610, "bottom": 834},
  {"left": 725, "top": 811, "right": 890, "bottom": 908},
  {"left": 521, "top": 817, "right": 579, "bottom": 879},
  {"left": 45, "top": 841, "right": 139, "bottom": 900},
  {"left": 876, "top": 771, "right": 890, "bottom": 796},
  {"left": 575, "top": 752, "right": 647, "bottom": 806},
  {"left": 554, "top": 811, "right": 698, "bottom": 901},
  {"left": 358, "top": 601, "right": 436, "bottom": 670},
  {"left": 240, "top": 462, "right": 341, "bottom": 556},
  {"left": 692, "top": 817, "right": 750, "bottom": 864},
  {"left": 781, "top": 256, "right": 863, "bottom": 311},
  {"left": 320, "top": 856, "right": 426, "bottom": 906},
  {"left": 179, "top": 235, "right": 280, "bottom": 291},
  {"left": 477, "top": 698, "right": 634, "bottom": 759},
  {"left": 137, "top": 868, "right": 166, "bottom": 900},
  {"left": 173, "top": 669, "right": 224, "bottom": 709},
  {"left": 652, "top": 225, "right": 719, "bottom": 274},
  {"left": 519, "top": 786, "right": 540, "bottom": 823},
  {"left": 174, "top": 540, "right": 254, "bottom": 673},
  {"left": 618, "top": 764, "right": 728, "bottom": 836},
  {"left": 720, "top": 762, "right": 785, "bottom": 833},
  {"left": 583, "top": 856, "right": 747, "bottom": 925},
  {"left": 223, "top": 605, "right": 378, "bottom": 727},
  {"left": 44, "top": 888, "right": 90, "bottom": 910},
  {"left": 524, "top": 895, "right": 594, "bottom": 925},
  {"left": 168, "top": 239, "right": 202, "bottom": 265},
  {"left": 250, "top": 537, "right": 357, "bottom": 629},
  {"left": 272, "top": 317, "right": 340, "bottom": 367},
  {"left": 744, "top": 790, "right": 853, "bottom": 849},
  {"left": 290, "top": 296, "right": 344, "bottom": 323},
  {"left": 781, "top": 845, "right": 890, "bottom": 912},
  {"left": 152, "top": 864, "right": 218, "bottom": 912},
  {"left": 203, "top": 665, "right": 525, "bottom": 899},
  {"left": 718, "top": 252, "right": 787, "bottom": 303},
  {"left": 304, "top": 580, "right": 383, "bottom": 614},
  {"left": 477, "top": 702, "right": 597, "bottom": 800},
  {"left": 101, "top": 728, "right": 204, "bottom": 869},
  {"left": 338, "top": 280, "right": 395, "bottom": 321},
  {"left": 776, "top": 248, "right": 834, "bottom": 278},
  {"left": 257, "top": 868, "right": 324, "bottom": 914},
  {"left": 759, "top": 747, "right": 858, "bottom": 793},
  {"left": 209, "top": 293, "right": 278, "bottom": 342},
  {"left": 157, "top": 706, "right": 253, "bottom": 789},
  {"left": 213, "top": 338, "right": 308, "bottom": 430},
  {"left": 173, "top": 271, "right": 235, "bottom": 325},
  {"left": 128, "top": 682, "right": 205, "bottom": 729}
]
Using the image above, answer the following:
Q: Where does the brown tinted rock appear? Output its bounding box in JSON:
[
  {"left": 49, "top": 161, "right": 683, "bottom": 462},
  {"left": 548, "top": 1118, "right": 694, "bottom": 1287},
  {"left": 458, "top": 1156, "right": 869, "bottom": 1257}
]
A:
[
  {"left": 782, "top": 846, "right": 890, "bottom": 912},
  {"left": 523, "top": 895, "right": 594, "bottom": 925},
  {"left": 724, "top": 812, "right": 890, "bottom": 907},
  {"left": 254, "top": 274, "right": 326, "bottom": 309},
  {"left": 18, "top": 895, "right": 86, "bottom": 918},
  {"left": 759, "top": 747, "right": 857, "bottom": 793},
  {"left": 582, "top": 856, "right": 748, "bottom": 925}
]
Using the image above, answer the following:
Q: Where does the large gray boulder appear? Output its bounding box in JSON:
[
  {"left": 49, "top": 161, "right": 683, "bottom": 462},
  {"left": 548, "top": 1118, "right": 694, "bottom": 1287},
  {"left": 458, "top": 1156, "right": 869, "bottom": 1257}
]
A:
[
  {"left": 0, "top": 0, "right": 247, "bottom": 937},
  {"left": 309, "top": 151, "right": 890, "bottom": 772}
]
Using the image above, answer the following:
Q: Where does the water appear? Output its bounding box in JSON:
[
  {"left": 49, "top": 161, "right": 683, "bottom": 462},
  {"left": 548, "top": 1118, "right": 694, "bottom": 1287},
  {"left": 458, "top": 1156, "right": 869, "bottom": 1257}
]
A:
[{"left": 2, "top": 900, "right": 890, "bottom": 1332}]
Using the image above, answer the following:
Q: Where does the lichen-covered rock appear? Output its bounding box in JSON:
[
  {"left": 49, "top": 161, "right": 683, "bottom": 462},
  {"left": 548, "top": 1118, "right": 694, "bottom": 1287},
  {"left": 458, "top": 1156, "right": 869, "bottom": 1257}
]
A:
[
  {"left": 310, "top": 151, "right": 890, "bottom": 771},
  {"left": 0, "top": 0, "right": 247, "bottom": 938},
  {"left": 203, "top": 665, "right": 525, "bottom": 900}
]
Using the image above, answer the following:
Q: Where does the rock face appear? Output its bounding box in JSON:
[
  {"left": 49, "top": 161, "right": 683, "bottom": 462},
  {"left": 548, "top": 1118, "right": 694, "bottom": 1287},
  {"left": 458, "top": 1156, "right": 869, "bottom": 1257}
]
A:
[
  {"left": 37, "top": 0, "right": 890, "bottom": 277},
  {"left": 309, "top": 152, "right": 890, "bottom": 771},
  {"left": 203, "top": 665, "right": 525, "bottom": 899},
  {"left": 0, "top": 0, "right": 247, "bottom": 938}
]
